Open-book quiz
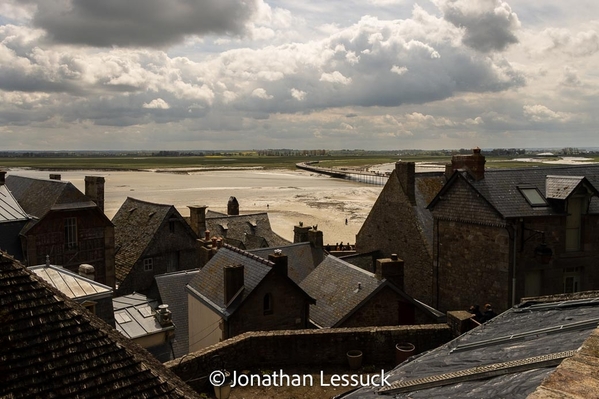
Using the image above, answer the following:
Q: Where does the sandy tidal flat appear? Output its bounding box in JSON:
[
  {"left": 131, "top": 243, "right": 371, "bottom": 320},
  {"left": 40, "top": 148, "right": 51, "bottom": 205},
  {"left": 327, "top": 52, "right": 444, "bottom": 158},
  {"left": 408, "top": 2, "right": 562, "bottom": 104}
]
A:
[{"left": 8, "top": 168, "right": 383, "bottom": 246}]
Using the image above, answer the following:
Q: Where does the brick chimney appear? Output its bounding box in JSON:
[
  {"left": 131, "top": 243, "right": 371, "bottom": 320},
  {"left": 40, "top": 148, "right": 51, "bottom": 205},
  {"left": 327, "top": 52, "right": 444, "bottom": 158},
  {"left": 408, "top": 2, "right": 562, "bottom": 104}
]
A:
[
  {"left": 85, "top": 176, "right": 105, "bottom": 212},
  {"left": 49, "top": 174, "right": 61, "bottom": 180},
  {"left": 188, "top": 205, "right": 208, "bottom": 236},
  {"left": 395, "top": 162, "right": 416, "bottom": 205},
  {"left": 449, "top": 147, "right": 486, "bottom": 181},
  {"left": 268, "top": 249, "right": 288, "bottom": 277},
  {"left": 293, "top": 222, "right": 310, "bottom": 243},
  {"left": 375, "top": 254, "right": 405, "bottom": 290},
  {"left": 224, "top": 264, "right": 244, "bottom": 305},
  {"left": 0, "top": 170, "right": 5, "bottom": 185},
  {"left": 227, "top": 196, "right": 239, "bottom": 216},
  {"left": 78, "top": 264, "right": 95, "bottom": 281}
]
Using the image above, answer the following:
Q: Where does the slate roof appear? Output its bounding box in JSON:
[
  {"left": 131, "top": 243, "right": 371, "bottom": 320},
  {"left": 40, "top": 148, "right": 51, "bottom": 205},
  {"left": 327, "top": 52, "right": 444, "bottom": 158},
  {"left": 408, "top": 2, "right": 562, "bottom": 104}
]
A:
[
  {"left": 112, "top": 197, "right": 197, "bottom": 283},
  {"left": 341, "top": 293, "right": 599, "bottom": 398},
  {"left": 0, "top": 184, "right": 29, "bottom": 222},
  {"left": 6, "top": 174, "right": 98, "bottom": 233},
  {"left": 249, "top": 242, "right": 325, "bottom": 284},
  {"left": 30, "top": 263, "right": 112, "bottom": 301},
  {"left": 155, "top": 269, "right": 200, "bottom": 359},
  {"left": 186, "top": 245, "right": 274, "bottom": 319},
  {"left": 545, "top": 175, "right": 585, "bottom": 200},
  {"left": 0, "top": 251, "right": 201, "bottom": 398},
  {"left": 205, "top": 212, "right": 290, "bottom": 250},
  {"left": 431, "top": 165, "right": 599, "bottom": 219},
  {"left": 299, "top": 255, "right": 441, "bottom": 328}
]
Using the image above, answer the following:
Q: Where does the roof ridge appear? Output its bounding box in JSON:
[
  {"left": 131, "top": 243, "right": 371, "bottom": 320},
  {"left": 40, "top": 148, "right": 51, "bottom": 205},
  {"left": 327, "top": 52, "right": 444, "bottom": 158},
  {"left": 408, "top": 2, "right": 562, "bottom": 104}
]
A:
[
  {"left": 9, "top": 174, "right": 69, "bottom": 184},
  {"left": 221, "top": 243, "right": 274, "bottom": 266},
  {"left": 125, "top": 196, "right": 174, "bottom": 208}
]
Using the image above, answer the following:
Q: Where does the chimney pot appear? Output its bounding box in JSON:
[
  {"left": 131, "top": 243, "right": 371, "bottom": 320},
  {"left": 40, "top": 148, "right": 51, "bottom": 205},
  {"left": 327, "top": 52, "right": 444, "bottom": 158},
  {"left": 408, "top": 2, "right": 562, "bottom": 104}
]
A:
[
  {"left": 156, "top": 304, "right": 173, "bottom": 326},
  {"left": 375, "top": 256, "right": 404, "bottom": 290},
  {"left": 205, "top": 230, "right": 210, "bottom": 240},
  {"left": 227, "top": 196, "right": 239, "bottom": 216},
  {"left": 391, "top": 254, "right": 398, "bottom": 261},
  {"left": 78, "top": 263, "right": 95, "bottom": 280}
]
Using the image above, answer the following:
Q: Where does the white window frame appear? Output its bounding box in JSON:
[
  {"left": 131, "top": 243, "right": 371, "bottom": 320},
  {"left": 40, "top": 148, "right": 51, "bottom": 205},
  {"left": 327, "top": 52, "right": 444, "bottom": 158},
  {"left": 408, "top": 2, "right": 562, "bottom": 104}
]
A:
[
  {"left": 65, "top": 217, "right": 77, "bottom": 249},
  {"left": 143, "top": 258, "right": 153, "bottom": 272}
]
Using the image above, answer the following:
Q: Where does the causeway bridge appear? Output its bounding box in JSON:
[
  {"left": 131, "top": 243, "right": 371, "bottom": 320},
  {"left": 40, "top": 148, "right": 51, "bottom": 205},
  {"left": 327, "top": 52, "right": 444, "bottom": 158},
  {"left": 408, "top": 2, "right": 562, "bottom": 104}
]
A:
[{"left": 296, "top": 162, "right": 389, "bottom": 186}]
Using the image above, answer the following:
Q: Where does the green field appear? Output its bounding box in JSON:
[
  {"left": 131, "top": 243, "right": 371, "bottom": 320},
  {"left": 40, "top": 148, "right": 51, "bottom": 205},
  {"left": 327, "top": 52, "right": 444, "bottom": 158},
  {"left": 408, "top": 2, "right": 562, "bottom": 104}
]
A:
[{"left": 0, "top": 154, "right": 597, "bottom": 171}]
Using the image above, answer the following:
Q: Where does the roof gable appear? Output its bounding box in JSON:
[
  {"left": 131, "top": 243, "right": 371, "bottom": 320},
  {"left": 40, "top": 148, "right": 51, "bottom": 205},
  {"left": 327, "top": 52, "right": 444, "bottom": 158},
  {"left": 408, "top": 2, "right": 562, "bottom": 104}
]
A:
[
  {"left": 250, "top": 242, "right": 324, "bottom": 284},
  {"left": 112, "top": 197, "right": 175, "bottom": 282},
  {"left": 6, "top": 175, "right": 94, "bottom": 219},
  {"left": 187, "top": 245, "right": 274, "bottom": 318},
  {"left": 300, "top": 255, "right": 385, "bottom": 328},
  {"left": 205, "top": 212, "right": 290, "bottom": 249},
  {"left": 0, "top": 252, "right": 201, "bottom": 398}
]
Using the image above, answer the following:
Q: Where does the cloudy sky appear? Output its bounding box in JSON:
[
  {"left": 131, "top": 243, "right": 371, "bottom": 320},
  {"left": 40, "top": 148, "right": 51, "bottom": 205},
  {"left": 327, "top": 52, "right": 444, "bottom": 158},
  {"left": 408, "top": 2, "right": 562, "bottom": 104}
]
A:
[{"left": 0, "top": 0, "right": 597, "bottom": 150}]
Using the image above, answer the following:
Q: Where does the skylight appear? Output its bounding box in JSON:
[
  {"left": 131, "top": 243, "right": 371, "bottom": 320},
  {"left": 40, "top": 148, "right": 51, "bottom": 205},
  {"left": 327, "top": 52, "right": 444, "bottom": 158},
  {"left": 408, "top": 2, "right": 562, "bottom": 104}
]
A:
[{"left": 519, "top": 187, "right": 548, "bottom": 207}]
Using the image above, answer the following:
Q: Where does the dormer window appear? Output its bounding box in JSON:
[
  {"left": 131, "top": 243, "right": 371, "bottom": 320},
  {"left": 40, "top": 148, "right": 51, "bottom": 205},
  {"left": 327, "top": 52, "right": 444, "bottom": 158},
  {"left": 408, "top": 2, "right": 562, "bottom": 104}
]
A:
[{"left": 518, "top": 187, "right": 548, "bottom": 207}]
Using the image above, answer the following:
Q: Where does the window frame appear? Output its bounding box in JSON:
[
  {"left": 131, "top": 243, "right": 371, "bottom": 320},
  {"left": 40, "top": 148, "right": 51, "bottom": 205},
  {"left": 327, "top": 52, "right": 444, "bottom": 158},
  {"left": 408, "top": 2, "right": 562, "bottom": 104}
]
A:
[
  {"left": 263, "top": 293, "right": 273, "bottom": 315},
  {"left": 518, "top": 187, "right": 548, "bottom": 207},
  {"left": 64, "top": 217, "right": 78, "bottom": 249},
  {"left": 143, "top": 258, "right": 153, "bottom": 272}
]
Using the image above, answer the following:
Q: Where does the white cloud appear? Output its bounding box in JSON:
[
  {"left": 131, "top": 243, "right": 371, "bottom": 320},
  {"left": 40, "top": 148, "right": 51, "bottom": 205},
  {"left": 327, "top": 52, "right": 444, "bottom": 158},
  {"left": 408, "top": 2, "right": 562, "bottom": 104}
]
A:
[
  {"left": 320, "top": 71, "right": 353, "bottom": 85},
  {"left": 252, "top": 87, "right": 273, "bottom": 99},
  {"left": 523, "top": 104, "right": 574, "bottom": 122},
  {"left": 143, "top": 98, "right": 170, "bottom": 109},
  {"left": 290, "top": 88, "right": 306, "bottom": 101},
  {"left": 391, "top": 65, "right": 408, "bottom": 75}
]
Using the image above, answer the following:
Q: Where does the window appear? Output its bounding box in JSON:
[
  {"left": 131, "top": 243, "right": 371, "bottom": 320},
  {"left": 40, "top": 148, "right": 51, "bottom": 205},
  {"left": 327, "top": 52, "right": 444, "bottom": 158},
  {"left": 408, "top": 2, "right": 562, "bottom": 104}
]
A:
[
  {"left": 169, "top": 220, "right": 175, "bottom": 233},
  {"left": 81, "top": 300, "right": 97, "bottom": 314},
  {"left": 518, "top": 187, "right": 548, "bottom": 207},
  {"left": 564, "top": 268, "right": 581, "bottom": 293},
  {"left": 143, "top": 258, "right": 153, "bottom": 272},
  {"left": 263, "top": 293, "right": 273, "bottom": 315},
  {"left": 65, "top": 217, "right": 77, "bottom": 249}
]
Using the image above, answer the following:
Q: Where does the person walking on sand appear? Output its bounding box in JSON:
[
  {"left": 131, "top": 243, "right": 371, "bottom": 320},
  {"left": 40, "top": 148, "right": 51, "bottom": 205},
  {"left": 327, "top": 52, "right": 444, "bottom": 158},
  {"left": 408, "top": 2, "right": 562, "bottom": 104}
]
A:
[{"left": 345, "top": 218, "right": 348, "bottom": 225}]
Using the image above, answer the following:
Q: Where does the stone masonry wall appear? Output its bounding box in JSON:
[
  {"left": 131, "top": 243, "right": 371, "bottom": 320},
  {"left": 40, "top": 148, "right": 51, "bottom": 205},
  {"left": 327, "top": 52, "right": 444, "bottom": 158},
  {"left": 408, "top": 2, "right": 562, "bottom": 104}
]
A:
[{"left": 166, "top": 324, "right": 452, "bottom": 392}]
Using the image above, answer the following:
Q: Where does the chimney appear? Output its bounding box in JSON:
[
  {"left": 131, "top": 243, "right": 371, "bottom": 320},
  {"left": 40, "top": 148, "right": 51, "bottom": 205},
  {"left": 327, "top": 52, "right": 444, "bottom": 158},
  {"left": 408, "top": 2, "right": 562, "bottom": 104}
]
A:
[
  {"left": 85, "top": 176, "right": 105, "bottom": 212},
  {"left": 375, "top": 254, "right": 404, "bottom": 290},
  {"left": 395, "top": 162, "right": 416, "bottom": 205},
  {"left": 49, "top": 174, "right": 61, "bottom": 180},
  {"left": 450, "top": 147, "right": 486, "bottom": 181},
  {"left": 0, "top": 170, "right": 5, "bottom": 185},
  {"left": 227, "top": 196, "right": 239, "bottom": 216},
  {"left": 155, "top": 304, "right": 173, "bottom": 327},
  {"left": 293, "top": 222, "right": 310, "bottom": 243},
  {"left": 188, "top": 205, "right": 208, "bottom": 236},
  {"left": 268, "top": 249, "right": 288, "bottom": 277},
  {"left": 78, "top": 263, "right": 95, "bottom": 280},
  {"left": 308, "top": 227, "right": 323, "bottom": 248},
  {"left": 224, "top": 264, "right": 244, "bottom": 305}
]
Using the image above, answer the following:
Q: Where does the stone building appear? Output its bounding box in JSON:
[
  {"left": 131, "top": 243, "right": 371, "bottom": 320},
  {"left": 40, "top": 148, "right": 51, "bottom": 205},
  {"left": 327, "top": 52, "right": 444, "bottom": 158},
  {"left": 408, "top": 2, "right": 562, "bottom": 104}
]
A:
[
  {"left": 428, "top": 149, "right": 599, "bottom": 312},
  {"left": 5, "top": 173, "right": 115, "bottom": 287},
  {"left": 355, "top": 162, "right": 445, "bottom": 305},
  {"left": 186, "top": 245, "right": 315, "bottom": 352},
  {"left": 112, "top": 197, "right": 200, "bottom": 295}
]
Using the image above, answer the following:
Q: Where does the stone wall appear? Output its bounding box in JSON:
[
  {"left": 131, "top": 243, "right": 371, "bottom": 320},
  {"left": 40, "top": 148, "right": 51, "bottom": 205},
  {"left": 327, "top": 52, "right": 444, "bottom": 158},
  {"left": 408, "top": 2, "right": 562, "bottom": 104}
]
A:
[{"left": 166, "top": 324, "right": 452, "bottom": 392}]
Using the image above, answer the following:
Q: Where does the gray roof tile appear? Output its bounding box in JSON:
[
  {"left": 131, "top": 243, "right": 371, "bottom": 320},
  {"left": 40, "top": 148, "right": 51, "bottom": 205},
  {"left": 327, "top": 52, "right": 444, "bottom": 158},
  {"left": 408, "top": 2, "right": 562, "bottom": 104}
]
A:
[
  {"left": 300, "top": 255, "right": 384, "bottom": 328},
  {"left": 155, "top": 269, "right": 200, "bottom": 359},
  {"left": 0, "top": 251, "right": 201, "bottom": 398},
  {"left": 187, "top": 245, "right": 273, "bottom": 318},
  {"left": 206, "top": 212, "right": 290, "bottom": 249},
  {"left": 250, "top": 242, "right": 324, "bottom": 284}
]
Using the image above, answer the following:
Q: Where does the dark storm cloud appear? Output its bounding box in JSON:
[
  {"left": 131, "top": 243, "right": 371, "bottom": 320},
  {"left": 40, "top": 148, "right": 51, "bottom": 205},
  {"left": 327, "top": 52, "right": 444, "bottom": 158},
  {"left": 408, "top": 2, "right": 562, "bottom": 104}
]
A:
[
  {"left": 31, "top": 0, "right": 260, "bottom": 48},
  {"left": 436, "top": 0, "right": 520, "bottom": 52}
]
